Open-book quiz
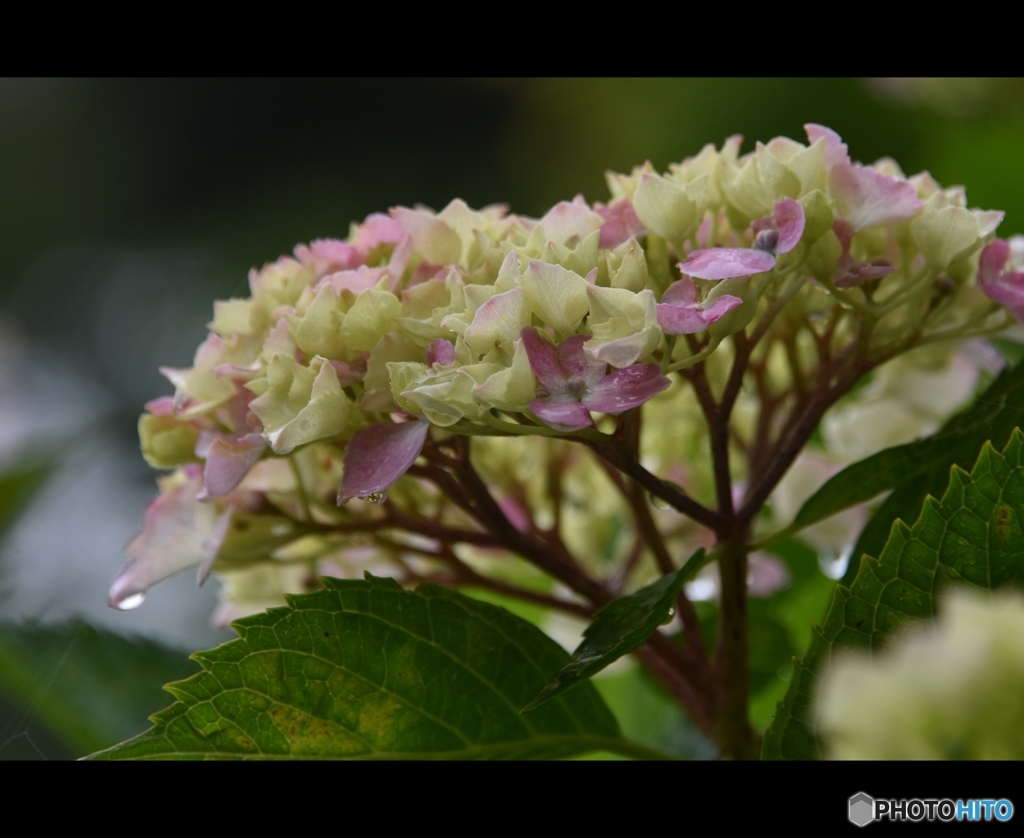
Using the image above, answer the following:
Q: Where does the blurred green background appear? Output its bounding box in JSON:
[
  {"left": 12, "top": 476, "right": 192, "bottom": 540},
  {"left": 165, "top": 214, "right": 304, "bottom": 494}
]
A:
[{"left": 2, "top": 78, "right": 1023, "bottom": 759}]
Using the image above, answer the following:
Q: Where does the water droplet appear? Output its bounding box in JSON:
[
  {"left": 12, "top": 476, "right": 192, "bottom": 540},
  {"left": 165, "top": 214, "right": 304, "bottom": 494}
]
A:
[
  {"left": 661, "top": 606, "right": 676, "bottom": 625},
  {"left": 115, "top": 592, "right": 146, "bottom": 611},
  {"left": 649, "top": 492, "right": 671, "bottom": 511},
  {"left": 359, "top": 490, "right": 388, "bottom": 505}
]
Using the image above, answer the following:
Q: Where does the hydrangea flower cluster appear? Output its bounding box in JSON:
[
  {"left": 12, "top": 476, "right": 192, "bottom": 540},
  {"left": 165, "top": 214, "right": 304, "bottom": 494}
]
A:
[{"left": 112, "top": 125, "right": 1017, "bottom": 755}]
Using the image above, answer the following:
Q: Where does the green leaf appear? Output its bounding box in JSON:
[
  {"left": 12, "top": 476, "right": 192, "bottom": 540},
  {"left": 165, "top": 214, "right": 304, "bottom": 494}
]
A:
[
  {"left": 524, "top": 549, "right": 709, "bottom": 711},
  {"left": 594, "top": 664, "right": 717, "bottom": 760},
  {"left": 747, "top": 601, "right": 795, "bottom": 695},
  {"left": 88, "top": 574, "right": 653, "bottom": 760},
  {"left": 762, "top": 428, "right": 1024, "bottom": 759},
  {"left": 781, "top": 359, "right": 1024, "bottom": 563},
  {"left": 0, "top": 621, "right": 200, "bottom": 757}
]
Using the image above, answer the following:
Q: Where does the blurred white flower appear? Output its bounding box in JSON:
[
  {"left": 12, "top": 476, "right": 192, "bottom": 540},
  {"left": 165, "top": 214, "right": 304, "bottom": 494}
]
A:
[
  {"left": 822, "top": 349, "right": 978, "bottom": 464},
  {"left": 769, "top": 451, "right": 867, "bottom": 573}
]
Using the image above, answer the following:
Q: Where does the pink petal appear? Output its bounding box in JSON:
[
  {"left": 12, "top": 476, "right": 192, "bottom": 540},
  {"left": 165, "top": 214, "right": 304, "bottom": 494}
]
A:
[
  {"left": 353, "top": 213, "right": 404, "bottom": 254},
  {"left": 337, "top": 420, "right": 430, "bottom": 505},
  {"left": 980, "top": 281, "right": 1024, "bottom": 320},
  {"left": 426, "top": 338, "right": 456, "bottom": 367},
  {"left": 804, "top": 124, "right": 849, "bottom": 170},
  {"left": 498, "top": 495, "right": 532, "bottom": 533},
  {"left": 833, "top": 219, "right": 854, "bottom": 260},
  {"left": 979, "top": 241, "right": 1024, "bottom": 321},
  {"left": 701, "top": 294, "right": 744, "bottom": 323},
  {"left": 554, "top": 333, "right": 598, "bottom": 382},
  {"left": 294, "top": 239, "right": 362, "bottom": 273},
  {"left": 529, "top": 394, "right": 593, "bottom": 431},
  {"left": 695, "top": 214, "right": 714, "bottom": 248},
  {"left": 520, "top": 326, "right": 564, "bottom": 393},
  {"left": 584, "top": 364, "right": 671, "bottom": 414},
  {"left": 979, "top": 240, "right": 1011, "bottom": 286},
  {"left": 407, "top": 262, "right": 447, "bottom": 287},
  {"left": 596, "top": 199, "right": 647, "bottom": 249},
  {"left": 662, "top": 277, "right": 699, "bottom": 307},
  {"left": 194, "top": 430, "right": 218, "bottom": 459},
  {"left": 829, "top": 163, "right": 923, "bottom": 231},
  {"left": 656, "top": 304, "right": 712, "bottom": 335},
  {"left": 329, "top": 358, "right": 368, "bottom": 387},
  {"left": 224, "top": 387, "right": 256, "bottom": 434},
  {"left": 109, "top": 466, "right": 206, "bottom": 609},
  {"left": 539, "top": 196, "right": 604, "bottom": 244},
  {"left": 384, "top": 235, "right": 416, "bottom": 290},
  {"left": 201, "top": 433, "right": 267, "bottom": 498},
  {"left": 679, "top": 248, "right": 776, "bottom": 280},
  {"left": 144, "top": 396, "right": 176, "bottom": 416},
  {"left": 835, "top": 264, "right": 896, "bottom": 288},
  {"left": 319, "top": 266, "right": 389, "bottom": 296},
  {"left": 771, "top": 198, "right": 806, "bottom": 255}
]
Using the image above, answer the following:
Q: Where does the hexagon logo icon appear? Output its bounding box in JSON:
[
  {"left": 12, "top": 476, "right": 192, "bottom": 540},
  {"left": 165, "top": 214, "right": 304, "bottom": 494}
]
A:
[{"left": 849, "top": 792, "right": 875, "bottom": 827}]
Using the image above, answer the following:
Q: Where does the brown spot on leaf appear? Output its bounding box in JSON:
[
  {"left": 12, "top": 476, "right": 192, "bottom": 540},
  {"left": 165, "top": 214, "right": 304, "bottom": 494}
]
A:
[{"left": 995, "top": 504, "right": 1013, "bottom": 540}]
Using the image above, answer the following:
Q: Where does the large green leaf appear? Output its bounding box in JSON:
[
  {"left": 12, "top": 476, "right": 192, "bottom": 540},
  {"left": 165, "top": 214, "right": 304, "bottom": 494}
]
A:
[
  {"left": 88, "top": 574, "right": 659, "bottom": 760},
  {"left": 762, "top": 428, "right": 1024, "bottom": 759},
  {"left": 779, "top": 359, "right": 1024, "bottom": 569},
  {"left": 0, "top": 622, "right": 200, "bottom": 757},
  {"left": 523, "top": 549, "right": 710, "bottom": 711}
]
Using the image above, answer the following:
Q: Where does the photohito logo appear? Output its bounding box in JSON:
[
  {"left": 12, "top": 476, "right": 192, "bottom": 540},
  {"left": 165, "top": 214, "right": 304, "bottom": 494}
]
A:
[{"left": 848, "top": 792, "right": 1014, "bottom": 826}]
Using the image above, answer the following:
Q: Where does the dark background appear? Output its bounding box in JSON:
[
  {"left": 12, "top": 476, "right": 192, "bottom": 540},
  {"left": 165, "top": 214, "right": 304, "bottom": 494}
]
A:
[{"left": 3, "top": 78, "right": 1024, "bottom": 759}]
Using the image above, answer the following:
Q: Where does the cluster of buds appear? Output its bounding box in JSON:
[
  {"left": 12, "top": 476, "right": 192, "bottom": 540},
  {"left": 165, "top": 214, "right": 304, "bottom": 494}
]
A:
[{"left": 111, "top": 124, "right": 1015, "bottom": 655}]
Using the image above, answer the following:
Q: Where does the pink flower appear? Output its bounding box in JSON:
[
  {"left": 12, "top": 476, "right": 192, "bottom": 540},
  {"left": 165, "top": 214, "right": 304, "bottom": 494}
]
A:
[
  {"left": 655, "top": 278, "right": 743, "bottom": 335},
  {"left": 678, "top": 198, "right": 806, "bottom": 281},
  {"left": 521, "top": 326, "right": 671, "bottom": 431},
  {"left": 978, "top": 239, "right": 1024, "bottom": 321}
]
